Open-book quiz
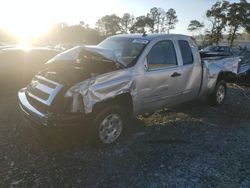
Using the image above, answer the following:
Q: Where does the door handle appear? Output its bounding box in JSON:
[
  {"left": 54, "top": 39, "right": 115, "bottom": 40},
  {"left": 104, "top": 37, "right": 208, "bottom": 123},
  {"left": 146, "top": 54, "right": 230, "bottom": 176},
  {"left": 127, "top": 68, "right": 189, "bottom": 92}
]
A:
[{"left": 171, "top": 72, "right": 181, "bottom": 77}]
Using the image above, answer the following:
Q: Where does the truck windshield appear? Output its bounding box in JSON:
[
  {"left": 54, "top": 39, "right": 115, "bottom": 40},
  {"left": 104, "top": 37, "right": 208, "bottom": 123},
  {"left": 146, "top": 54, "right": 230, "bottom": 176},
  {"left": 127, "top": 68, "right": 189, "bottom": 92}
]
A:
[{"left": 98, "top": 37, "right": 149, "bottom": 66}]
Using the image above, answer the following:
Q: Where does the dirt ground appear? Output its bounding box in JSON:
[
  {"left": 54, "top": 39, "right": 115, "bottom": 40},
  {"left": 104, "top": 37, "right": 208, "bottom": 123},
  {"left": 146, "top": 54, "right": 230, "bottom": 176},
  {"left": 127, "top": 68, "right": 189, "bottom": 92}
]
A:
[{"left": 0, "top": 84, "right": 250, "bottom": 188}]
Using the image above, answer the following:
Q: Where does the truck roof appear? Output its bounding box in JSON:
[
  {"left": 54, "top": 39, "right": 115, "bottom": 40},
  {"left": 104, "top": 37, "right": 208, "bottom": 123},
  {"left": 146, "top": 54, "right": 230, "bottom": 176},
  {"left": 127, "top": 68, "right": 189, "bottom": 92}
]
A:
[{"left": 110, "top": 33, "right": 191, "bottom": 41}]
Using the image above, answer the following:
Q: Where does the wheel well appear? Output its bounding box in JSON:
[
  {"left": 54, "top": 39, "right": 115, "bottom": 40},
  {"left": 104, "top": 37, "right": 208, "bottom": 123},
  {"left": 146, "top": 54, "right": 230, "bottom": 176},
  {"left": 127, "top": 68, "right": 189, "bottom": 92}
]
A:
[
  {"left": 92, "top": 93, "right": 133, "bottom": 117},
  {"left": 217, "top": 71, "right": 236, "bottom": 83}
]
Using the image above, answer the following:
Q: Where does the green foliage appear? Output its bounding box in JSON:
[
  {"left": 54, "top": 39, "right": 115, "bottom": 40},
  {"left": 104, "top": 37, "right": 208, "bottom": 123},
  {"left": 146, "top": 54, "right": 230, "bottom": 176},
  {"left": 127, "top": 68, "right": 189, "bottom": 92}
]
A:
[
  {"left": 188, "top": 20, "right": 205, "bottom": 45},
  {"left": 226, "top": 0, "right": 250, "bottom": 46},
  {"left": 148, "top": 7, "right": 165, "bottom": 33},
  {"left": 188, "top": 20, "right": 204, "bottom": 33},
  {"left": 96, "top": 14, "right": 122, "bottom": 36},
  {"left": 3, "top": 2, "right": 250, "bottom": 47},
  {"left": 0, "top": 7, "right": 179, "bottom": 44},
  {"left": 130, "top": 7, "right": 178, "bottom": 34},
  {"left": 205, "top": 0, "right": 250, "bottom": 46},
  {"left": 240, "top": 1, "right": 250, "bottom": 32},
  {"left": 36, "top": 22, "right": 103, "bottom": 45},
  {"left": 121, "top": 13, "right": 135, "bottom": 34},
  {"left": 206, "top": 1, "right": 229, "bottom": 45},
  {"left": 130, "top": 16, "right": 154, "bottom": 33},
  {"left": 164, "top": 8, "right": 178, "bottom": 34}
]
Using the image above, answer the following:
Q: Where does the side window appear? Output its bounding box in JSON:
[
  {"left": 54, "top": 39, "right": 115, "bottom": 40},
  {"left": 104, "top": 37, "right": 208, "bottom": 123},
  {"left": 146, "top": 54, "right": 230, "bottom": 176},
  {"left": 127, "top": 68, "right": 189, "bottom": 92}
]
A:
[
  {"left": 147, "top": 40, "right": 177, "bottom": 69},
  {"left": 178, "top": 40, "right": 193, "bottom": 65},
  {"left": 218, "top": 47, "right": 224, "bottom": 52},
  {"left": 225, "top": 47, "right": 230, "bottom": 53}
]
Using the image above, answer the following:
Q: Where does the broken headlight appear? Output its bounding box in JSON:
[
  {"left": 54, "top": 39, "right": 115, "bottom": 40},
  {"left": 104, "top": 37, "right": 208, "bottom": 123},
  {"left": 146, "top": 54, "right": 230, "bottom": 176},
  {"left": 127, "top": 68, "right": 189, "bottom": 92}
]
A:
[
  {"left": 64, "top": 80, "right": 90, "bottom": 112},
  {"left": 64, "top": 80, "right": 89, "bottom": 98}
]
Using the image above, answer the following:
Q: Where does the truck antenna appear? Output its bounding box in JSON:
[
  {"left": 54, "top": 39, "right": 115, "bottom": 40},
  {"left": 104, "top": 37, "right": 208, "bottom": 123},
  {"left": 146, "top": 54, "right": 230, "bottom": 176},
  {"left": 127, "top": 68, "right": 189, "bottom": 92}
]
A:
[{"left": 142, "top": 32, "right": 147, "bottom": 37}]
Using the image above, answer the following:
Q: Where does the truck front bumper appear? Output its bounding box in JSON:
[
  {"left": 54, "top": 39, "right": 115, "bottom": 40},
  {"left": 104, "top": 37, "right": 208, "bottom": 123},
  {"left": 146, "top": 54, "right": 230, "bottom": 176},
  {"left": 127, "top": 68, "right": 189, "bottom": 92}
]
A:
[{"left": 18, "top": 89, "right": 84, "bottom": 127}]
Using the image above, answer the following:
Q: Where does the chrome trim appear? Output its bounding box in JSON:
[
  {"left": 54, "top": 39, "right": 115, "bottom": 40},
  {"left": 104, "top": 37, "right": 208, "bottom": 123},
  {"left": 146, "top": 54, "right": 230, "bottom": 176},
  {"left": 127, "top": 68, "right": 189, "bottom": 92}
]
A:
[
  {"left": 36, "top": 75, "right": 61, "bottom": 86},
  {"left": 36, "top": 83, "right": 54, "bottom": 94},
  {"left": 19, "top": 90, "right": 46, "bottom": 117},
  {"left": 27, "top": 76, "right": 63, "bottom": 106},
  {"left": 18, "top": 89, "right": 49, "bottom": 126}
]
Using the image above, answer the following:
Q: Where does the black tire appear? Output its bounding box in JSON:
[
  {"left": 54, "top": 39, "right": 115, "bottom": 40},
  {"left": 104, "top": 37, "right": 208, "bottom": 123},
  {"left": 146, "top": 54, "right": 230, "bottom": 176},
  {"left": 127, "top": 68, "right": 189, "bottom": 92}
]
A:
[
  {"left": 207, "top": 80, "right": 227, "bottom": 106},
  {"left": 91, "top": 105, "right": 126, "bottom": 145}
]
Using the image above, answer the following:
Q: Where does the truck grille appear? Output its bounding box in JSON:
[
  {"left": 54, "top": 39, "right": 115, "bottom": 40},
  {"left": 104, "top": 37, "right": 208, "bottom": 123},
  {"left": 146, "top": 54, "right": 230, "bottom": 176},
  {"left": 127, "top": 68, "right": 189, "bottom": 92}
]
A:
[{"left": 26, "top": 76, "right": 63, "bottom": 106}]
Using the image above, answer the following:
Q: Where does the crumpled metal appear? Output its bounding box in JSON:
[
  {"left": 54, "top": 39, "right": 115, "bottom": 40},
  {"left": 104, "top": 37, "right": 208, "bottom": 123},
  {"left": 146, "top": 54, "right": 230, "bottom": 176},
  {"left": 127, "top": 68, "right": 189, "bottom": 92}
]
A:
[{"left": 78, "top": 69, "right": 135, "bottom": 114}]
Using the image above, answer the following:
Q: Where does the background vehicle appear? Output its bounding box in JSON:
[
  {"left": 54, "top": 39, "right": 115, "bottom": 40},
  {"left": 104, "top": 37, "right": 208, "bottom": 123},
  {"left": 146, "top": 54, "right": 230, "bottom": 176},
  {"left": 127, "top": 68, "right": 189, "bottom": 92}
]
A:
[
  {"left": 236, "top": 49, "right": 250, "bottom": 85},
  {"left": 200, "top": 45, "right": 235, "bottom": 58},
  {"left": 0, "top": 47, "right": 61, "bottom": 91},
  {"left": 18, "top": 34, "right": 244, "bottom": 145}
]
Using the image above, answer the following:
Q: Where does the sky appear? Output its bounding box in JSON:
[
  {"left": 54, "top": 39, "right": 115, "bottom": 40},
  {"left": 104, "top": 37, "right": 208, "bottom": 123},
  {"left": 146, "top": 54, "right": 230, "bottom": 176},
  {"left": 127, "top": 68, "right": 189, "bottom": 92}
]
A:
[{"left": 0, "top": 0, "right": 241, "bottom": 42}]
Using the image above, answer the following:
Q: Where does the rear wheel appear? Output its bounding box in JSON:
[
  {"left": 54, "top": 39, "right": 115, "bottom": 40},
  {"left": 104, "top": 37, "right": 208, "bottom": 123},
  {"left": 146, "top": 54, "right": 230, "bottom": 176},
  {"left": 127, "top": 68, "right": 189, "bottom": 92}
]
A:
[
  {"left": 207, "top": 80, "right": 227, "bottom": 106},
  {"left": 91, "top": 105, "right": 125, "bottom": 145}
]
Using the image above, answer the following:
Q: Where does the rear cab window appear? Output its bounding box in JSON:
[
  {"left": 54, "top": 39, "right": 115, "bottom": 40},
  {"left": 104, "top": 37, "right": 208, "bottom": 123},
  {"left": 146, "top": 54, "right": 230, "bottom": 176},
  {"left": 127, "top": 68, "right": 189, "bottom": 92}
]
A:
[{"left": 178, "top": 40, "right": 194, "bottom": 65}]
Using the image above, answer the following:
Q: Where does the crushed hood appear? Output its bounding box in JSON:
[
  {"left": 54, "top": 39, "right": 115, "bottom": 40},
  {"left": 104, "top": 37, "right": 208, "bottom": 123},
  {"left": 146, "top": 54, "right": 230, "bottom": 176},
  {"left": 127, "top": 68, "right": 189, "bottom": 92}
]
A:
[
  {"left": 46, "top": 45, "right": 126, "bottom": 67},
  {"left": 39, "top": 46, "right": 123, "bottom": 86}
]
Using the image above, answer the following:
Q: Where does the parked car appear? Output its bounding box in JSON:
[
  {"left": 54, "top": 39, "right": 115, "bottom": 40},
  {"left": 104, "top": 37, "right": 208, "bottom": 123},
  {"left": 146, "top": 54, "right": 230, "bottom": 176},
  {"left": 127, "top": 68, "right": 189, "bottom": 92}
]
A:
[
  {"left": 200, "top": 45, "right": 235, "bottom": 58},
  {"left": 231, "top": 47, "right": 242, "bottom": 56},
  {"left": 18, "top": 34, "right": 244, "bottom": 144},
  {"left": 0, "top": 47, "right": 61, "bottom": 90},
  {"left": 236, "top": 49, "right": 250, "bottom": 84}
]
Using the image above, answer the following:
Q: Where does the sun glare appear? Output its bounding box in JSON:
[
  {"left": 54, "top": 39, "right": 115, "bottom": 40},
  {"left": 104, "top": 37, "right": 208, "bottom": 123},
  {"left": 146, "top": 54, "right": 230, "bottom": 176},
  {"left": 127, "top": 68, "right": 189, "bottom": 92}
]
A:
[
  {"left": 18, "top": 41, "right": 32, "bottom": 51},
  {"left": 4, "top": 25, "right": 48, "bottom": 45},
  {"left": 0, "top": 0, "right": 57, "bottom": 43},
  {"left": 0, "top": 0, "right": 122, "bottom": 43}
]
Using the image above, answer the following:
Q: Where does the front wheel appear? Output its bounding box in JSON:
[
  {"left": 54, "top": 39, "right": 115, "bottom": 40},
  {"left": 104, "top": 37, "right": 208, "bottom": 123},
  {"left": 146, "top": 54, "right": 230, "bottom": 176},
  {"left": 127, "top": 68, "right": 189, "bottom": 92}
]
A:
[
  {"left": 207, "top": 80, "right": 227, "bottom": 106},
  {"left": 91, "top": 105, "right": 125, "bottom": 145}
]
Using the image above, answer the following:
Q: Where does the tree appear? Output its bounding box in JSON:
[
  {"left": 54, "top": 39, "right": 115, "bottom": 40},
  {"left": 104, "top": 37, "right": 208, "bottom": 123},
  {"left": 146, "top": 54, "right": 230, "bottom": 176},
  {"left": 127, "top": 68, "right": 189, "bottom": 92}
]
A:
[
  {"left": 79, "top": 21, "right": 85, "bottom": 27},
  {"left": 36, "top": 22, "right": 102, "bottom": 45},
  {"left": 188, "top": 20, "right": 205, "bottom": 45},
  {"left": 226, "top": 0, "right": 250, "bottom": 46},
  {"left": 130, "top": 16, "right": 153, "bottom": 33},
  {"left": 206, "top": 1, "right": 230, "bottom": 44},
  {"left": 164, "top": 8, "right": 178, "bottom": 34},
  {"left": 240, "top": 0, "right": 250, "bottom": 34},
  {"left": 247, "top": 27, "right": 250, "bottom": 34},
  {"left": 188, "top": 20, "right": 204, "bottom": 33},
  {"left": 148, "top": 7, "right": 164, "bottom": 33},
  {"left": 121, "top": 13, "right": 134, "bottom": 33},
  {"left": 227, "top": 2, "right": 243, "bottom": 46},
  {"left": 96, "top": 14, "right": 122, "bottom": 36}
]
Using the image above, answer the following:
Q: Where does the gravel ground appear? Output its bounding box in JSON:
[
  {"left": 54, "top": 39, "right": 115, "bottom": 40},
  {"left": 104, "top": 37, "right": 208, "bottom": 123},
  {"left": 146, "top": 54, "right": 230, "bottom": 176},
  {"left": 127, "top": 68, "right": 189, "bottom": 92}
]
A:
[{"left": 0, "top": 84, "right": 250, "bottom": 188}]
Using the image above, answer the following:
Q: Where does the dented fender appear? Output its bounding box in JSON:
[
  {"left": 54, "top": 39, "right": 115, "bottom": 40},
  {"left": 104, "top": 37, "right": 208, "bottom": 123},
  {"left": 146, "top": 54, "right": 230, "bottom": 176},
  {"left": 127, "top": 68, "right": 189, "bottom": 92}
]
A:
[
  {"left": 203, "top": 56, "right": 242, "bottom": 93},
  {"left": 78, "top": 68, "right": 136, "bottom": 114}
]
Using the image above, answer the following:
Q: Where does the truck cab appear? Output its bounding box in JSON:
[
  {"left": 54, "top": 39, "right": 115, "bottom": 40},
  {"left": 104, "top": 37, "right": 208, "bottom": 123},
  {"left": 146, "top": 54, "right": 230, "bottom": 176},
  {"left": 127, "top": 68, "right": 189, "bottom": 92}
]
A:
[{"left": 131, "top": 34, "right": 202, "bottom": 114}]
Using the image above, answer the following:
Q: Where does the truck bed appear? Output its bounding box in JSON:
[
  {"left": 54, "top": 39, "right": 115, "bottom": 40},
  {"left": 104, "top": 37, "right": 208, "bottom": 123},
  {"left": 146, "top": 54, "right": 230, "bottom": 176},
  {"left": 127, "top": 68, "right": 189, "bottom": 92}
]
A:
[{"left": 202, "top": 56, "right": 249, "bottom": 75}]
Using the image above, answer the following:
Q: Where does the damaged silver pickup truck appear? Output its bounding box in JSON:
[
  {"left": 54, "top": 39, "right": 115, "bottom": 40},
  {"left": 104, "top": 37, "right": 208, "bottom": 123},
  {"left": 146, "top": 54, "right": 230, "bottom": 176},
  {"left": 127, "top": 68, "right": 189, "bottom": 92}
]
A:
[{"left": 18, "top": 34, "right": 244, "bottom": 144}]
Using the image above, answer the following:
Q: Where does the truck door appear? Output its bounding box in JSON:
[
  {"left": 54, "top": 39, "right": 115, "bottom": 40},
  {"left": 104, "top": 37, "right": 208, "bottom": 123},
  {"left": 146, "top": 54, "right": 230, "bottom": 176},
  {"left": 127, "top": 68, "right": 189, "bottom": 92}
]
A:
[
  {"left": 175, "top": 40, "right": 202, "bottom": 101},
  {"left": 134, "top": 40, "right": 187, "bottom": 114}
]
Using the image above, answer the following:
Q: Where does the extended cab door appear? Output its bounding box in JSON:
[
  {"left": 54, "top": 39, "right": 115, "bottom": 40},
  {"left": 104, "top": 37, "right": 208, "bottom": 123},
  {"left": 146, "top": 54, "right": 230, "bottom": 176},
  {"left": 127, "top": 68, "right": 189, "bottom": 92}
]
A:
[
  {"left": 135, "top": 39, "right": 188, "bottom": 114},
  {"left": 175, "top": 39, "right": 202, "bottom": 101}
]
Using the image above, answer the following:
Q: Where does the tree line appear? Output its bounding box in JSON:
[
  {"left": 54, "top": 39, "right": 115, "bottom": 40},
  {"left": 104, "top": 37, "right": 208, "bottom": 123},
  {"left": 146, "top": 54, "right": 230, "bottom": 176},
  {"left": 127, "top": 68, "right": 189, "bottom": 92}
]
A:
[
  {"left": 96, "top": 7, "right": 178, "bottom": 35},
  {"left": 188, "top": 0, "right": 250, "bottom": 46},
  {"left": 0, "top": 0, "right": 249, "bottom": 47}
]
